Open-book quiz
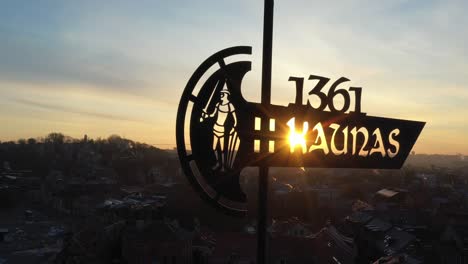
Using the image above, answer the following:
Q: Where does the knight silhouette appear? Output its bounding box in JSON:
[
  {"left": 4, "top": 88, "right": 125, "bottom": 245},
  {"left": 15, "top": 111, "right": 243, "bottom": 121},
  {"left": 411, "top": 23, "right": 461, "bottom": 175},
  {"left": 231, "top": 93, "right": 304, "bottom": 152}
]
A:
[{"left": 201, "top": 84, "right": 238, "bottom": 172}]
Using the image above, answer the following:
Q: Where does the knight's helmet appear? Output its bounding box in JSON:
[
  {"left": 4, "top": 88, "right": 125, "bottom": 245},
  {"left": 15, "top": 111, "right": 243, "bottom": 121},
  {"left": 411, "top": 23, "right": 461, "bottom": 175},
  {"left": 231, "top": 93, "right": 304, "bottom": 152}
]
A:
[{"left": 220, "top": 82, "right": 230, "bottom": 96}]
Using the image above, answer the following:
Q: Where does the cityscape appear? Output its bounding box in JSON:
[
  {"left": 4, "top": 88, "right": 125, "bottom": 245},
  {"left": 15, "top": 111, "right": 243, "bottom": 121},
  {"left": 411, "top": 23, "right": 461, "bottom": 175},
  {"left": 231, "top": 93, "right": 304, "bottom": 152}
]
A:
[{"left": 0, "top": 133, "right": 467, "bottom": 263}]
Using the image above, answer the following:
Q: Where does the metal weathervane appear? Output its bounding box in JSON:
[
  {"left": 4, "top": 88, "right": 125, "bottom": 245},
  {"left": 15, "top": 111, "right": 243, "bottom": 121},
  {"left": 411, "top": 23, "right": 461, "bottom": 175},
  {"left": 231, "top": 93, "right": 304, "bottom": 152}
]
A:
[{"left": 176, "top": 0, "right": 424, "bottom": 262}]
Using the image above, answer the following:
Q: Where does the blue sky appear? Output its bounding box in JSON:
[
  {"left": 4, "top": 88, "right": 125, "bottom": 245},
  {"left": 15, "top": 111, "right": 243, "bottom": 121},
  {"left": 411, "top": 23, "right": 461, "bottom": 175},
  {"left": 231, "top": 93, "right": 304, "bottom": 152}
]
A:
[{"left": 0, "top": 0, "right": 467, "bottom": 154}]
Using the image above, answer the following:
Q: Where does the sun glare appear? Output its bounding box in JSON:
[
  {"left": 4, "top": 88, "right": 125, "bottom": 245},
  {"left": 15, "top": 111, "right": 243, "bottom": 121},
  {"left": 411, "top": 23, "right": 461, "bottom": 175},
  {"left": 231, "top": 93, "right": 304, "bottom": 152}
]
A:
[
  {"left": 288, "top": 130, "right": 307, "bottom": 154},
  {"left": 287, "top": 118, "right": 309, "bottom": 154}
]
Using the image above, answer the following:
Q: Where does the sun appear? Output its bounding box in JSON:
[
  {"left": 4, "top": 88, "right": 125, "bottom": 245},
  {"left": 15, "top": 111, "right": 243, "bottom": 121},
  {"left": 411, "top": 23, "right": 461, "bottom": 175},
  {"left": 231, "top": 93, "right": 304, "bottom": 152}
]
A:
[
  {"left": 288, "top": 130, "right": 307, "bottom": 154},
  {"left": 287, "top": 118, "right": 309, "bottom": 154}
]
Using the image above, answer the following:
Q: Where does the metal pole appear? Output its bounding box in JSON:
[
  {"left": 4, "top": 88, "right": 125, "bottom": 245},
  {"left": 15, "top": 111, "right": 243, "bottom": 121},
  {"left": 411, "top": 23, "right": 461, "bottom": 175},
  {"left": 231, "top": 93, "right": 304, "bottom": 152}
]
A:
[
  {"left": 261, "top": 0, "right": 274, "bottom": 105},
  {"left": 257, "top": 166, "right": 270, "bottom": 264},
  {"left": 258, "top": 1, "right": 274, "bottom": 264}
]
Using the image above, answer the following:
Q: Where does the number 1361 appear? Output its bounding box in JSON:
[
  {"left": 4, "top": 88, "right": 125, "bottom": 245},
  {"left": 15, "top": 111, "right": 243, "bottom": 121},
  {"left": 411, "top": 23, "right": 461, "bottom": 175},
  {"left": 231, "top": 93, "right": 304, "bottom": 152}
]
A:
[{"left": 289, "top": 75, "right": 363, "bottom": 114}]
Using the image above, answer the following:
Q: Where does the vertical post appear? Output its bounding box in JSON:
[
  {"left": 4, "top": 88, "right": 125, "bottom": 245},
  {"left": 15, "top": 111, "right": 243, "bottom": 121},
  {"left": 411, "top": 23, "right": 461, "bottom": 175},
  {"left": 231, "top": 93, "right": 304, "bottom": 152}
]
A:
[
  {"left": 258, "top": 1, "right": 274, "bottom": 264},
  {"left": 261, "top": 0, "right": 274, "bottom": 105},
  {"left": 257, "top": 166, "right": 269, "bottom": 264}
]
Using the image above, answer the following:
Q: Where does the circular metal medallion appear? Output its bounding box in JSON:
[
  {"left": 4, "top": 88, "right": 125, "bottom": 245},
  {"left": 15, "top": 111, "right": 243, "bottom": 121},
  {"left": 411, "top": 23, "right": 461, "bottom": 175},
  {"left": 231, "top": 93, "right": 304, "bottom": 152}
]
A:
[{"left": 176, "top": 46, "right": 252, "bottom": 215}]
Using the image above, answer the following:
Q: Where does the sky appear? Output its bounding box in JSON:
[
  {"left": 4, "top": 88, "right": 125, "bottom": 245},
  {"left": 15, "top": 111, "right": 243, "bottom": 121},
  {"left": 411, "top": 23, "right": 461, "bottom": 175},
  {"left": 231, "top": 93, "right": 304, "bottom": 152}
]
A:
[{"left": 0, "top": 0, "right": 467, "bottom": 155}]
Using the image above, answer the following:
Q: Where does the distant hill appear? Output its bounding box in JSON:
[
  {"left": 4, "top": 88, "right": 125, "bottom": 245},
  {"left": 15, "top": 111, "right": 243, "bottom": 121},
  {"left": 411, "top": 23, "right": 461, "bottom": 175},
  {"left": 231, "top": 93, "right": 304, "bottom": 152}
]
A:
[{"left": 405, "top": 154, "right": 468, "bottom": 168}]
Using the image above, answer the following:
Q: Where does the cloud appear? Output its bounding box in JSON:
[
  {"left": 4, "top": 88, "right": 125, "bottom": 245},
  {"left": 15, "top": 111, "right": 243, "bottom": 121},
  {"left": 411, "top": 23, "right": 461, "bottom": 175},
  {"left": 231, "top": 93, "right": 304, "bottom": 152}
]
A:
[
  {"left": 0, "top": 34, "right": 154, "bottom": 92},
  {"left": 13, "top": 98, "right": 144, "bottom": 123}
]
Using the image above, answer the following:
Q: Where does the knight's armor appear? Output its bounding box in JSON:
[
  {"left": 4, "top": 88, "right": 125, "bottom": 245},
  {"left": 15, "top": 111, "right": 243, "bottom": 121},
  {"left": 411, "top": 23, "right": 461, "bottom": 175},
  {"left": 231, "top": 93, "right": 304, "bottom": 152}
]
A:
[{"left": 213, "top": 102, "right": 236, "bottom": 137}]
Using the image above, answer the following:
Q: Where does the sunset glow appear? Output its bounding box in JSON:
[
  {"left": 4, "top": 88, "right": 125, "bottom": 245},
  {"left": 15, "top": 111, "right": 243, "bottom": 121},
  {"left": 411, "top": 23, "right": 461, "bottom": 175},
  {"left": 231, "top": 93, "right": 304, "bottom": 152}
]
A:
[{"left": 0, "top": 1, "right": 467, "bottom": 154}]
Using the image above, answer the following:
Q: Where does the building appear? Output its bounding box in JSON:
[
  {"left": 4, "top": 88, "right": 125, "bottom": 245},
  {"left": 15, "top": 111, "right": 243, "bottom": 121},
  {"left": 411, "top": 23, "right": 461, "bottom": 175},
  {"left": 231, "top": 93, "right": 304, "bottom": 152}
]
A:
[{"left": 121, "top": 220, "right": 193, "bottom": 264}]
